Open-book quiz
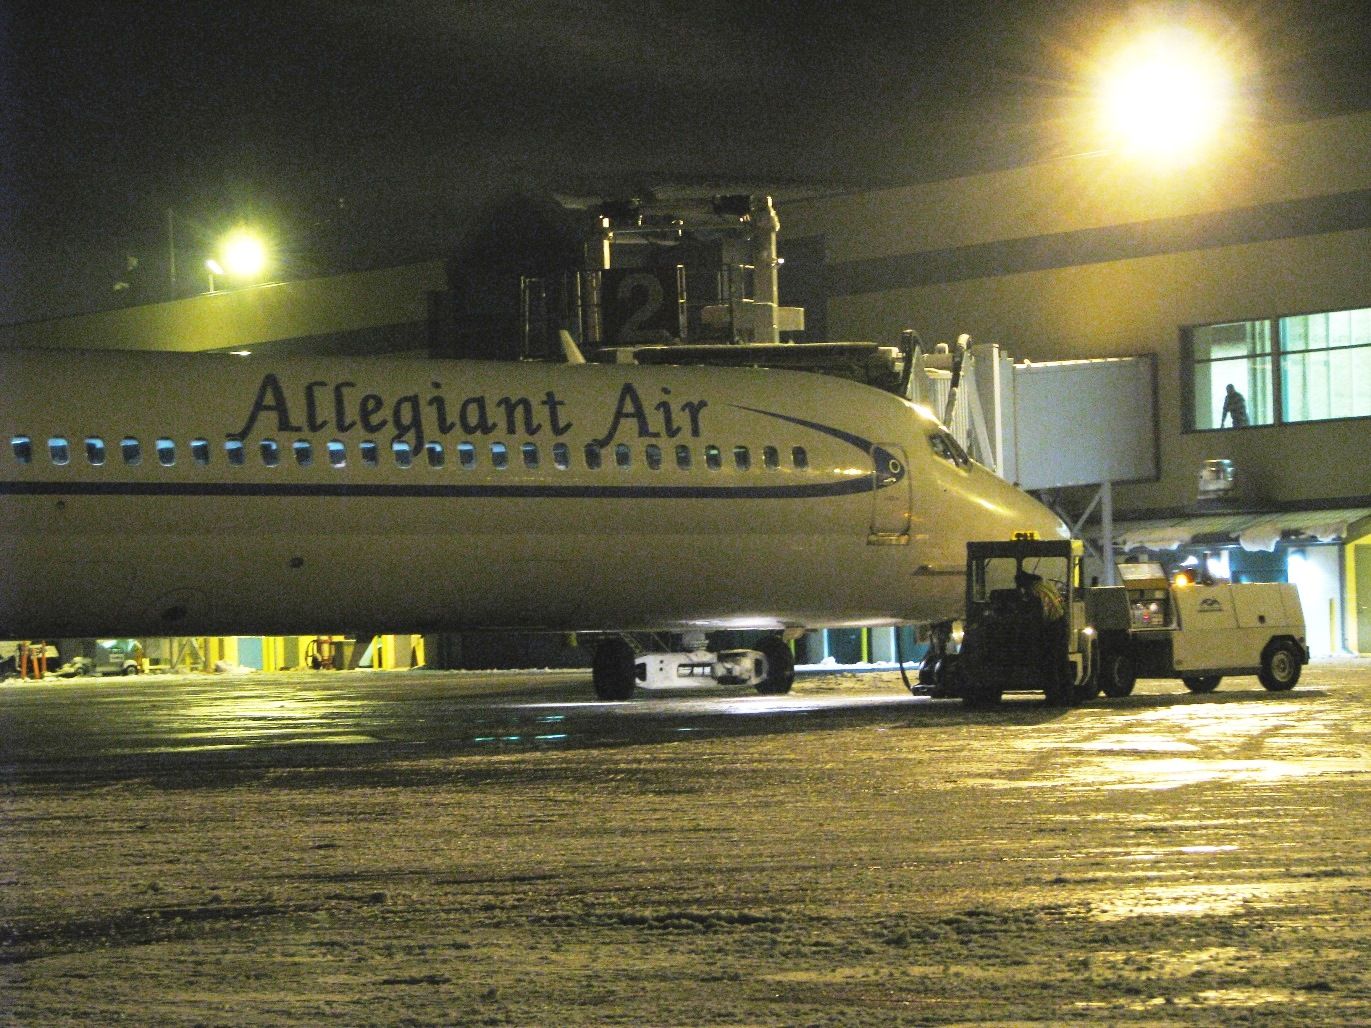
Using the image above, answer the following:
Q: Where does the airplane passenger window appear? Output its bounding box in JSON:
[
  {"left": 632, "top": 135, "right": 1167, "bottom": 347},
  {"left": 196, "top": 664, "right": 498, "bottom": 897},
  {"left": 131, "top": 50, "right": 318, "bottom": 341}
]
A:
[
  {"left": 11, "top": 436, "right": 33, "bottom": 464},
  {"left": 705, "top": 445, "right": 722, "bottom": 470},
  {"left": 156, "top": 438, "right": 175, "bottom": 467},
  {"left": 85, "top": 437, "right": 106, "bottom": 466},
  {"left": 327, "top": 440, "right": 347, "bottom": 468},
  {"left": 260, "top": 440, "right": 280, "bottom": 467},
  {"left": 552, "top": 442, "right": 570, "bottom": 470},
  {"left": 676, "top": 444, "right": 691, "bottom": 470},
  {"left": 584, "top": 443, "right": 602, "bottom": 470},
  {"left": 360, "top": 441, "right": 379, "bottom": 468},
  {"left": 224, "top": 439, "right": 244, "bottom": 467},
  {"left": 491, "top": 442, "right": 509, "bottom": 469},
  {"left": 191, "top": 439, "right": 210, "bottom": 466},
  {"left": 295, "top": 440, "right": 313, "bottom": 467},
  {"left": 733, "top": 445, "right": 751, "bottom": 471},
  {"left": 426, "top": 442, "right": 445, "bottom": 468},
  {"left": 392, "top": 440, "right": 413, "bottom": 468},
  {"left": 792, "top": 446, "right": 808, "bottom": 470},
  {"left": 458, "top": 441, "right": 476, "bottom": 469},
  {"left": 522, "top": 442, "right": 539, "bottom": 468},
  {"left": 763, "top": 445, "right": 780, "bottom": 470},
  {"left": 49, "top": 437, "right": 70, "bottom": 466},
  {"left": 615, "top": 443, "right": 631, "bottom": 469},
  {"left": 645, "top": 444, "right": 662, "bottom": 470}
]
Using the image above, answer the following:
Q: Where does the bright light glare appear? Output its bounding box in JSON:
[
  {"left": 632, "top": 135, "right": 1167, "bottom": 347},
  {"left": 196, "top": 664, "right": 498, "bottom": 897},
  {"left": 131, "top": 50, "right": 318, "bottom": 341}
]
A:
[
  {"left": 1096, "top": 27, "right": 1233, "bottom": 161},
  {"left": 217, "top": 228, "right": 270, "bottom": 279}
]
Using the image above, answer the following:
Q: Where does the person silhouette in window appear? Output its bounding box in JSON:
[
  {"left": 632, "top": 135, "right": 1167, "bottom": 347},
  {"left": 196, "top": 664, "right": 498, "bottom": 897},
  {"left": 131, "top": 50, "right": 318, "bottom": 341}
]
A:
[{"left": 1220, "top": 384, "right": 1249, "bottom": 427}]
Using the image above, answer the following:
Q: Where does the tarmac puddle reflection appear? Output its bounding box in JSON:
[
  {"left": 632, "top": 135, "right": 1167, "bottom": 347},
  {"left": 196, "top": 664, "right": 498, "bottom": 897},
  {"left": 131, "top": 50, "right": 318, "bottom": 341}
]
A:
[{"left": 1088, "top": 880, "right": 1312, "bottom": 921}]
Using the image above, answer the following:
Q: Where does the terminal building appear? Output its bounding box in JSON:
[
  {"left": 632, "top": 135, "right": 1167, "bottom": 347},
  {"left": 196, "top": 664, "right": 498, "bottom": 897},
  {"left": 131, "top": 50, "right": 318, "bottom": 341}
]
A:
[
  {"left": 4, "top": 111, "right": 1369, "bottom": 666},
  {"left": 780, "top": 109, "right": 1371, "bottom": 656}
]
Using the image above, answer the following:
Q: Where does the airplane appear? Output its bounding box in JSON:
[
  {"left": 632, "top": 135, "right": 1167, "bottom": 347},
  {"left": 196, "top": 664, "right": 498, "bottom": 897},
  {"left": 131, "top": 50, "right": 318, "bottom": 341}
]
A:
[{"left": 0, "top": 346, "right": 1068, "bottom": 699}]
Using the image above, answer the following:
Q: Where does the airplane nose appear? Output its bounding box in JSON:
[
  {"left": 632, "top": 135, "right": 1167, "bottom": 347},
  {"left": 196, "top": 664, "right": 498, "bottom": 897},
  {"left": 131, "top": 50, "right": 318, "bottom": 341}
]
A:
[{"left": 986, "top": 471, "right": 1070, "bottom": 541}]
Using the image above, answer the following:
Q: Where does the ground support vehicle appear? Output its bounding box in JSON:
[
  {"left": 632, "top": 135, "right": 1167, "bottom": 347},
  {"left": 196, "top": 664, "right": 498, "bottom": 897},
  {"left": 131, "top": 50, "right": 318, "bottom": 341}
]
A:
[
  {"left": 920, "top": 542, "right": 1308, "bottom": 707},
  {"left": 925, "top": 538, "right": 1098, "bottom": 707},
  {"left": 1088, "top": 563, "right": 1307, "bottom": 697}
]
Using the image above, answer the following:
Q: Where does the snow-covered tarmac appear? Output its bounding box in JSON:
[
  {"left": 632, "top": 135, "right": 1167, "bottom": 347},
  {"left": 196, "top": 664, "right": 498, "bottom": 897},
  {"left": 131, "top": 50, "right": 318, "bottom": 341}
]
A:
[{"left": 3, "top": 660, "right": 1370, "bottom": 1024}]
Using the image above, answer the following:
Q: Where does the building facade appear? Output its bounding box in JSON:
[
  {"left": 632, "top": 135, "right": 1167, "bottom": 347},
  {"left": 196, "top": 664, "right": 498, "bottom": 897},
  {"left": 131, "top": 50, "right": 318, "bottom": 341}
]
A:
[{"left": 781, "top": 111, "right": 1371, "bottom": 654}]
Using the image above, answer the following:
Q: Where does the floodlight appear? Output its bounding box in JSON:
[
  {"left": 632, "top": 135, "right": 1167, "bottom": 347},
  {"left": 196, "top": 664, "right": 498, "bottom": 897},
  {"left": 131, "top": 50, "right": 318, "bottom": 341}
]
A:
[
  {"left": 215, "top": 227, "right": 270, "bottom": 279},
  {"left": 1095, "top": 26, "right": 1233, "bottom": 161}
]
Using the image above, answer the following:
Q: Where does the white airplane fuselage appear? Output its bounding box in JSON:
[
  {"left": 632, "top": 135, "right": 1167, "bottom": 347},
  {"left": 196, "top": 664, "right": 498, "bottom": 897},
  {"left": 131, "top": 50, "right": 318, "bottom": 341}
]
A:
[{"left": 0, "top": 349, "right": 1067, "bottom": 640}]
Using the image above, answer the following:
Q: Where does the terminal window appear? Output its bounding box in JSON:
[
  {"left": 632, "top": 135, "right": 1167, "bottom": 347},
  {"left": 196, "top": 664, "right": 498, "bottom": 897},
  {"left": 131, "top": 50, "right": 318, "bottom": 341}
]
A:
[{"left": 1186, "top": 306, "right": 1371, "bottom": 430}]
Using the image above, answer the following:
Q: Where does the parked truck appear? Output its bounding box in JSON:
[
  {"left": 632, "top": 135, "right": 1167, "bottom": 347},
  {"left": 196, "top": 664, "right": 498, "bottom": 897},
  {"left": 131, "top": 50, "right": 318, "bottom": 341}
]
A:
[{"left": 923, "top": 537, "right": 1308, "bottom": 707}]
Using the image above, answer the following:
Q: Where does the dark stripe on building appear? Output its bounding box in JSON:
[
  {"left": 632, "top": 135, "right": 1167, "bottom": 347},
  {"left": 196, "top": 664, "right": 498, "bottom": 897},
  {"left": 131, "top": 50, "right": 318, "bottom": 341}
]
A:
[{"left": 824, "top": 187, "right": 1371, "bottom": 296}]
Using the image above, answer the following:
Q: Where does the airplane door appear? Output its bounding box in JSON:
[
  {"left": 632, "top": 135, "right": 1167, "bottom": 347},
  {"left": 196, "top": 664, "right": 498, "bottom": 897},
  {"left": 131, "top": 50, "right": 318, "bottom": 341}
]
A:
[{"left": 868, "top": 444, "right": 911, "bottom": 545}]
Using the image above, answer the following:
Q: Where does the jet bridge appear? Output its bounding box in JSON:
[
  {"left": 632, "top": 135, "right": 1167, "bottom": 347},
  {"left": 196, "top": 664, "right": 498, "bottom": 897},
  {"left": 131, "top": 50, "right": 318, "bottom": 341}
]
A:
[{"left": 911, "top": 340, "right": 1158, "bottom": 586}]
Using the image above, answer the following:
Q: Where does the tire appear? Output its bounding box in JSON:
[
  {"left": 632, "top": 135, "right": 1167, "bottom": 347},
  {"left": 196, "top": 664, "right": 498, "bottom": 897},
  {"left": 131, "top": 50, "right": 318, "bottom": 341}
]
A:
[
  {"left": 918, "top": 655, "right": 941, "bottom": 687},
  {"left": 1099, "top": 650, "right": 1136, "bottom": 698},
  {"left": 956, "top": 655, "right": 1002, "bottom": 708},
  {"left": 1043, "top": 665, "right": 1076, "bottom": 707},
  {"left": 1182, "top": 675, "right": 1221, "bottom": 693},
  {"left": 961, "top": 682, "right": 1003, "bottom": 709},
  {"left": 1076, "top": 634, "right": 1102, "bottom": 702},
  {"left": 592, "top": 638, "right": 638, "bottom": 700},
  {"left": 1075, "top": 672, "right": 1102, "bottom": 703},
  {"left": 1258, "top": 640, "right": 1302, "bottom": 691},
  {"left": 753, "top": 635, "right": 795, "bottom": 695}
]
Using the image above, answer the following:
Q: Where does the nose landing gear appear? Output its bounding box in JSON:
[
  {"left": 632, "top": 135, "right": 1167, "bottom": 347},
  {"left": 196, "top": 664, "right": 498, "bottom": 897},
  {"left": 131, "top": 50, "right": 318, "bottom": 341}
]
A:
[{"left": 591, "top": 633, "right": 796, "bottom": 700}]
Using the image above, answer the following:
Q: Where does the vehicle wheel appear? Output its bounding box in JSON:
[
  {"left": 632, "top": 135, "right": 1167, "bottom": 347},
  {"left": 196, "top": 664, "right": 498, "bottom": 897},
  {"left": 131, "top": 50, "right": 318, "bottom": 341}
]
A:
[
  {"left": 592, "top": 638, "right": 638, "bottom": 700},
  {"left": 753, "top": 635, "right": 795, "bottom": 695},
  {"left": 1075, "top": 672, "right": 1102, "bottom": 703},
  {"left": 1076, "top": 635, "right": 1102, "bottom": 702},
  {"left": 1182, "top": 675, "right": 1221, "bottom": 693},
  {"left": 1258, "top": 640, "right": 1302, "bottom": 691},
  {"left": 1099, "top": 650, "right": 1136, "bottom": 698},
  {"left": 122, "top": 663, "right": 141, "bottom": 676},
  {"left": 962, "top": 682, "right": 1002, "bottom": 709},
  {"left": 957, "top": 655, "right": 1001, "bottom": 708},
  {"left": 1044, "top": 664, "right": 1076, "bottom": 707},
  {"left": 918, "top": 655, "right": 941, "bottom": 686}
]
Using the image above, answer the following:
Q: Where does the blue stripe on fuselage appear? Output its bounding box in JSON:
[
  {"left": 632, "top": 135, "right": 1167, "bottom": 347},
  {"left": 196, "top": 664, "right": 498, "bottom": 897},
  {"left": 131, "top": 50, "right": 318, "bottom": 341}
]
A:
[
  {"left": 0, "top": 478, "right": 873, "bottom": 501},
  {"left": 0, "top": 410, "right": 905, "bottom": 502}
]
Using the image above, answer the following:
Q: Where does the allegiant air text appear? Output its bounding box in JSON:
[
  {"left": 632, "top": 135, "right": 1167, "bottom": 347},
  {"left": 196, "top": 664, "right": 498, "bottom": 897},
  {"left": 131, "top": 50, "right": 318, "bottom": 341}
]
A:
[{"left": 232, "top": 374, "right": 710, "bottom": 451}]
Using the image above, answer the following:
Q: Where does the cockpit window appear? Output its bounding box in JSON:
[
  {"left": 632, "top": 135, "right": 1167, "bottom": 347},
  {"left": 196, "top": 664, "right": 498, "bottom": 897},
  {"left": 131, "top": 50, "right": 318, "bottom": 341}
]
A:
[{"left": 929, "top": 431, "right": 971, "bottom": 467}]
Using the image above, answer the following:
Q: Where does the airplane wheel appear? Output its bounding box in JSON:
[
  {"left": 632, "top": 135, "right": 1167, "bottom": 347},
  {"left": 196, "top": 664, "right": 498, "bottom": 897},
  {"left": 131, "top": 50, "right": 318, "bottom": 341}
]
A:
[
  {"left": 1099, "top": 650, "right": 1136, "bottom": 698},
  {"left": 592, "top": 638, "right": 637, "bottom": 700},
  {"left": 1258, "top": 640, "right": 1302, "bottom": 691},
  {"left": 1182, "top": 675, "right": 1221, "bottom": 693},
  {"left": 754, "top": 635, "right": 795, "bottom": 695}
]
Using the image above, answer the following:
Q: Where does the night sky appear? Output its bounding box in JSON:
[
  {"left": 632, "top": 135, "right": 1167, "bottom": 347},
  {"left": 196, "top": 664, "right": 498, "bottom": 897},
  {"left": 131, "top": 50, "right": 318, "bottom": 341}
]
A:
[{"left": 3, "top": 0, "right": 1368, "bottom": 324}]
